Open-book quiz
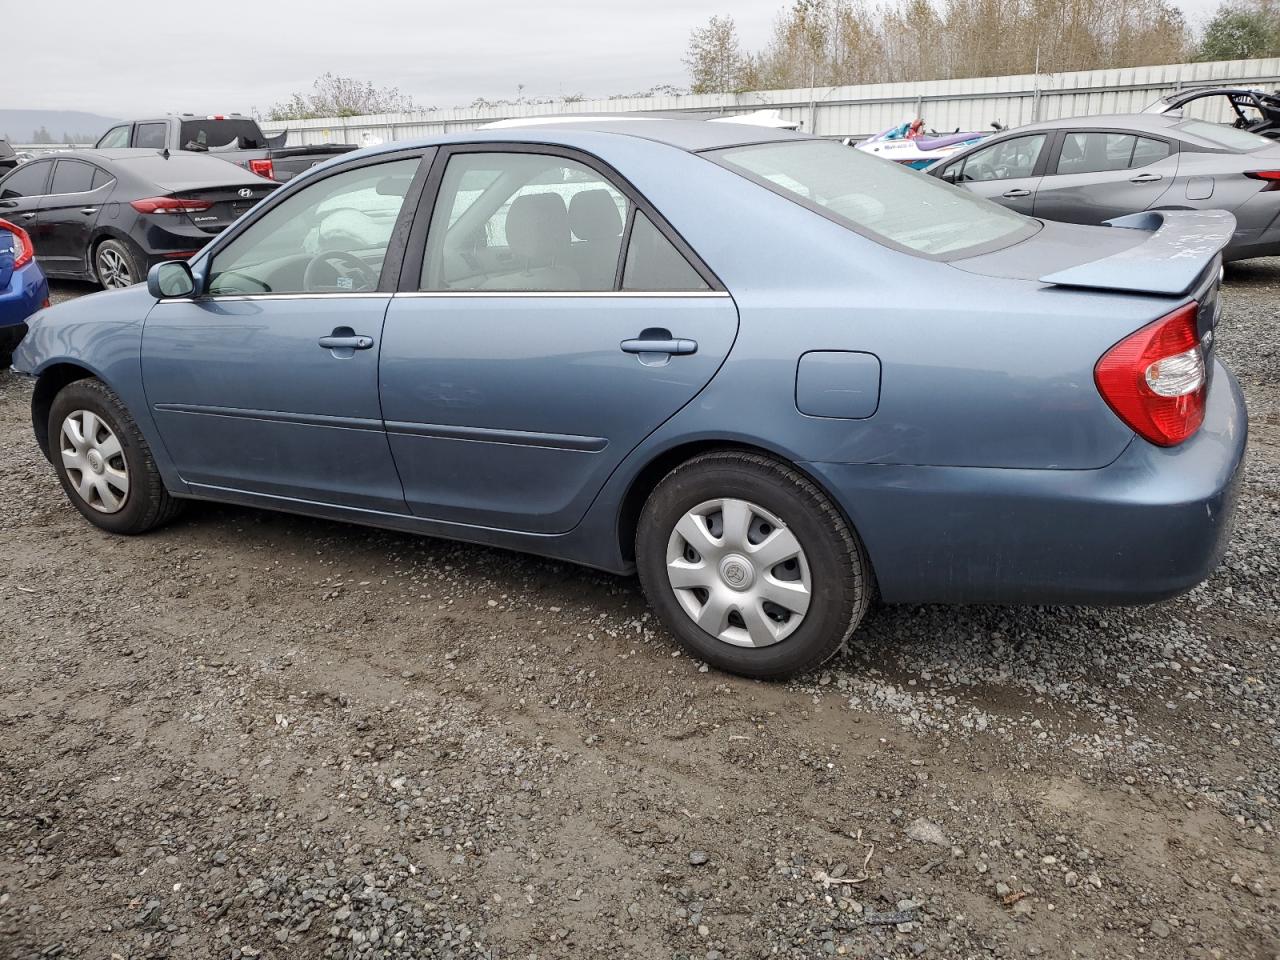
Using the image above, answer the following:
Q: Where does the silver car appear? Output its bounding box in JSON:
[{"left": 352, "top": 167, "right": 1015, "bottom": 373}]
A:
[{"left": 930, "top": 113, "right": 1280, "bottom": 260}]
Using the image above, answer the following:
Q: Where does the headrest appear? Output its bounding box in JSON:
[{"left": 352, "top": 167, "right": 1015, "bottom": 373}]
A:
[
  {"left": 569, "top": 189, "right": 623, "bottom": 242},
  {"left": 505, "top": 192, "right": 569, "bottom": 265}
]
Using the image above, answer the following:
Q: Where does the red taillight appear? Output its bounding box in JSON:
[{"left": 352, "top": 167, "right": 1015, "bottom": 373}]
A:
[
  {"left": 248, "top": 158, "right": 275, "bottom": 180},
  {"left": 1245, "top": 170, "right": 1280, "bottom": 191},
  {"left": 1095, "top": 302, "right": 1206, "bottom": 447},
  {"left": 131, "top": 196, "right": 214, "bottom": 215},
  {"left": 0, "top": 218, "right": 34, "bottom": 268}
]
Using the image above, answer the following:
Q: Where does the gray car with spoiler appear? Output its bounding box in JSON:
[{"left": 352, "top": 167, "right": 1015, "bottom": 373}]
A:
[
  {"left": 10, "top": 120, "right": 1248, "bottom": 679},
  {"left": 931, "top": 113, "right": 1280, "bottom": 260}
]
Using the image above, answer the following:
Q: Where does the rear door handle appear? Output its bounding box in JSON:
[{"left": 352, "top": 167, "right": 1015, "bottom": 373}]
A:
[
  {"left": 1130, "top": 172, "right": 1163, "bottom": 183},
  {"left": 18, "top": 212, "right": 35, "bottom": 220},
  {"left": 80, "top": 207, "right": 99, "bottom": 215},
  {"left": 620, "top": 337, "right": 697, "bottom": 356},
  {"left": 318, "top": 335, "right": 374, "bottom": 350},
  {"left": 1002, "top": 188, "right": 1032, "bottom": 198}
]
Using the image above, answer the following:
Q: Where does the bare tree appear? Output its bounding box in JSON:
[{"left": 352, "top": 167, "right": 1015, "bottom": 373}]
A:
[{"left": 265, "top": 73, "right": 423, "bottom": 120}]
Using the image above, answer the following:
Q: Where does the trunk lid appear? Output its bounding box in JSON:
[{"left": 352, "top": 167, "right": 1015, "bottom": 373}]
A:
[{"left": 172, "top": 183, "right": 277, "bottom": 234}]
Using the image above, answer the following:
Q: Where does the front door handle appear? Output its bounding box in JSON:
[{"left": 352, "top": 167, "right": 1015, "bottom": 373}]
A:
[
  {"left": 1130, "top": 172, "right": 1163, "bottom": 183},
  {"left": 1002, "top": 188, "right": 1032, "bottom": 198},
  {"left": 621, "top": 337, "right": 697, "bottom": 356},
  {"left": 318, "top": 334, "right": 374, "bottom": 350},
  {"left": 18, "top": 212, "right": 35, "bottom": 220}
]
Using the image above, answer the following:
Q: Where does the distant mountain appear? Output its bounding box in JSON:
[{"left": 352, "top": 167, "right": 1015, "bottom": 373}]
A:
[{"left": 0, "top": 110, "right": 121, "bottom": 145}]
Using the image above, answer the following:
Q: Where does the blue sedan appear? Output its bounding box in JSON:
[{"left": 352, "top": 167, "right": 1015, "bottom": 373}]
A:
[
  {"left": 10, "top": 120, "right": 1247, "bottom": 679},
  {"left": 0, "top": 218, "right": 48, "bottom": 369}
]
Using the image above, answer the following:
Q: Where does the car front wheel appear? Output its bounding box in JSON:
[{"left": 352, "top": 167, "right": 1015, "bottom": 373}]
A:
[
  {"left": 636, "top": 450, "right": 872, "bottom": 680},
  {"left": 48, "top": 377, "right": 184, "bottom": 534}
]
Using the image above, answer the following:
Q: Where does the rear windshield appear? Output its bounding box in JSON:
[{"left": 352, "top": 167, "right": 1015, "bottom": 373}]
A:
[
  {"left": 1176, "top": 119, "right": 1273, "bottom": 152},
  {"left": 179, "top": 119, "right": 266, "bottom": 151},
  {"left": 713, "top": 139, "right": 1034, "bottom": 257}
]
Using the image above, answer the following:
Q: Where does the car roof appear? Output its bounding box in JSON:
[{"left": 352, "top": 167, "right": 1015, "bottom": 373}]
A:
[
  {"left": 1011, "top": 113, "right": 1185, "bottom": 135},
  {"left": 18, "top": 148, "right": 273, "bottom": 186},
  {"left": 400, "top": 117, "right": 809, "bottom": 154}
]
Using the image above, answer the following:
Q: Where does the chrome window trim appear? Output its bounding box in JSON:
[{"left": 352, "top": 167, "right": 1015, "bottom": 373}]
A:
[
  {"left": 154, "top": 292, "right": 390, "bottom": 303},
  {"left": 392, "top": 290, "right": 731, "bottom": 299}
]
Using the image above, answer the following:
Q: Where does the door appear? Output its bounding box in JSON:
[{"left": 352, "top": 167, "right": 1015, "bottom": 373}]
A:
[
  {"left": 941, "top": 133, "right": 1049, "bottom": 215},
  {"left": 141, "top": 153, "right": 428, "bottom": 512},
  {"left": 380, "top": 147, "right": 739, "bottom": 533},
  {"left": 0, "top": 159, "right": 53, "bottom": 252},
  {"left": 35, "top": 160, "right": 109, "bottom": 276},
  {"left": 1033, "top": 130, "right": 1178, "bottom": 224}
]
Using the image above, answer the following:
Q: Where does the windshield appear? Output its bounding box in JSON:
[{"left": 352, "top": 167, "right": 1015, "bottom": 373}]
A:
[
  {"left": 179, "top": 119, "right": 266, "bottom": 151},
  {"left": 1176, "top": 119, "right": 1273, "bottom": 152},
  {"left": 712, "top": 139, "right": 1034, "bottom": 257}
]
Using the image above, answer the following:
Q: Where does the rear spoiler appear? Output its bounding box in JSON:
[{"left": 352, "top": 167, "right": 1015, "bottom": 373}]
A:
[{"left": 1039, "top": 210, "right": 1235, "bottom": 296}]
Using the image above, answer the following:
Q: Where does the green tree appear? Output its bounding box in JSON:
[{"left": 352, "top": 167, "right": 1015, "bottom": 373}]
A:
[
  {"left": 1197, "top": 2, "right": 1279, "bottom": 60},
  {"left": 684, "top": 15, "right": 747, "bottom": 94}
]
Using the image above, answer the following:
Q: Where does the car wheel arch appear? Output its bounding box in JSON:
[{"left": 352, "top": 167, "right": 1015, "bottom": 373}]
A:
[
  {"left": 613, "top": 438, "right": 875, "bottom": 584},
  {"left": 31, "top": 363, "right": 99, "bottom": 460}
]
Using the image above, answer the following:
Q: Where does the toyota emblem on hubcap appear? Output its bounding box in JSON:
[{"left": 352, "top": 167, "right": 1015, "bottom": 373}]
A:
[{"left": 719, "top": 555, "right": 755, "bottom": 591}]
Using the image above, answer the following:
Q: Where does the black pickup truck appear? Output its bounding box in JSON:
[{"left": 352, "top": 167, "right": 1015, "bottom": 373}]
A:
[{"left": 95, "top": 115, "right": 356, "bottom": 182}]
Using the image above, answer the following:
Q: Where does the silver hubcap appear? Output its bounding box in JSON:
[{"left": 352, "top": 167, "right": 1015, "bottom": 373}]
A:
[
  {"left": 60, "top": 410, "right": 129, "bottom": 513},
  {"left": 665, "top": 498, "right": 812, "bottom": 648},
  {"left": 98, "top": 247, "right": 132, "bottom": 288}
]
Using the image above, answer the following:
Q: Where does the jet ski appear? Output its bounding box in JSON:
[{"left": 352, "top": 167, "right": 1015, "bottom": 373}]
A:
[{"left": 854, "top": 119, "right": 994, "bottom": 168}]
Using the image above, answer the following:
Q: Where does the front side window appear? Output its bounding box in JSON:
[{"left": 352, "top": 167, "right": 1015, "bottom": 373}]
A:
[
  {"left": 715, "top": 139, "right": 1033, "bottom": 257},
  {"left": 955, "top": 134, "right": 1047, "bottom": 182},
  {"left": 135, "top": 123, "right": 167, "bottom": 149},
  {"left": 422, "top": 152, "right": 628, "bottom": 291},
  {"left": 0, "top": 160, "right": 52, "bottom": 200},
  {"left": 208, "top": 157, "right": 420, "bottom": 296},
  {"left": 51, "top": 160, "right": 96, "bottom": 195},
  {"left": 98, "top": 125, "right": 129, "bottom": 149}
]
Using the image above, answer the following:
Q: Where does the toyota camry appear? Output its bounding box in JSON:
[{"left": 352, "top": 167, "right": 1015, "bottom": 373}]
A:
[{"left": 11, "top": 119, "right": 1247, "bottom": 679}]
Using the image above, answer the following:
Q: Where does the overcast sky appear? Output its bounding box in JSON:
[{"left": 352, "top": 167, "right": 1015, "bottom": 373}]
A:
[{"left": 10, "top": 0, "right": 1228, "bottom": 117}]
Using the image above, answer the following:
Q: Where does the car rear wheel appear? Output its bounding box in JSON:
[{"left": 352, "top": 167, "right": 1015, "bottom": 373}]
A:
[
  {"left": 94, "top": 239, "right": 141, "bottom": 289},
  {"left": 635, "top": 450, "right": 872, "bottom": 680},
  {"left": 48, "top": 377, "right": 184, "bottom": 534}
]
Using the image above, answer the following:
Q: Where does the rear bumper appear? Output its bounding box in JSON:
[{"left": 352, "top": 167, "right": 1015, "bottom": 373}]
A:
[
  {"left": 0, "top": 261, "right": 48, "bottom": 333},
  {"left": 805, "top": 360, "right": 1248, "bottom": 605}
]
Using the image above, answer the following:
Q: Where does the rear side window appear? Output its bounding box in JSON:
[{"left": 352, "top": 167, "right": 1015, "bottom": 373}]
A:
[
  {"left": 98, "top": 125, "right": 129, "bottom": 148},
  {"left": 714, "top": 139, "right": 1033, "bottom": 257},
  {"left": 91, "top": 167, "right": 114, "bottom": 190},
  {"left": 1055, "top": 133, "right": 1169, "bottom": 174},
  {"left": 135, "top": 123, "right": 167, "bottom": 149},
  {"left": 0, "top": 160, "right": 52, "bottom": 199},
  {"left": 622, "top": 212, "right": 708, "bottom": 291},
  {"left": 1176, "top": 119, "right": 1273, "bottom": 152},
  {"left": 51, "top": 160, "right": 96, "bottom": 194}
]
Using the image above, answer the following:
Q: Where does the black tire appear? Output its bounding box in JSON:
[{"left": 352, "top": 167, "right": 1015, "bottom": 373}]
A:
[
  {"left": 93, "top": 238, "right": 143, "bottom": 289},
  {"left": 48, "top": 377, "right": 184, "bottom": 534},
  {"left": 635, "top": 450, "right": 872, "bottom": 680}
]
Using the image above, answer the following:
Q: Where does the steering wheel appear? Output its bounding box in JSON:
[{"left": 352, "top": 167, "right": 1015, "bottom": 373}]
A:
[{"left": 302, "top": 250, "right": 378, "bottom": 293}]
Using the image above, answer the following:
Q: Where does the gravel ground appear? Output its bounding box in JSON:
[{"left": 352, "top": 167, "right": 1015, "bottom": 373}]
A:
[{"left": 0, "top": 268, "right": 1276, "bottom": 960}]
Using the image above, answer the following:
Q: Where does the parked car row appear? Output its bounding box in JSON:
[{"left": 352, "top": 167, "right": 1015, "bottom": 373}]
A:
[{"left": 0, "top": 149, "right": 278, "bottom": 288}]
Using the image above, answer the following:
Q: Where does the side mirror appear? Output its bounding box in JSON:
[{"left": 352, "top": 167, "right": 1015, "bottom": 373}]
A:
[
  {"left": 940, "top": 166, "right": 960, "bottom": 183},
  {"left": 148, "top": 260, "right": 195, "bottom": 299}
]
